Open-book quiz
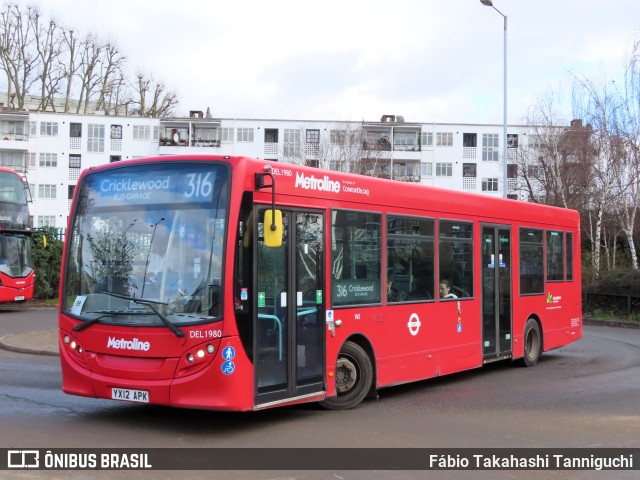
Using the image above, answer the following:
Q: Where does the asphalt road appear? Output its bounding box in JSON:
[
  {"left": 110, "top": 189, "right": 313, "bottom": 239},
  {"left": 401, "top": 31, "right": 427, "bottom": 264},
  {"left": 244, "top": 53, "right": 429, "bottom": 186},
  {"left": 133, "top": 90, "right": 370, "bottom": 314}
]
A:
[{"left": 0, "top": 308, "right": 638, "bottom": 480}]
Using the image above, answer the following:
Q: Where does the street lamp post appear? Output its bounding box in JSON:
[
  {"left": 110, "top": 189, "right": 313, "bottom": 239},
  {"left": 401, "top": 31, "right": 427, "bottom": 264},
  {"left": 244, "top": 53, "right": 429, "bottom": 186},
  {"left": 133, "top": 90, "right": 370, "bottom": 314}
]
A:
[{"left": 480, "top": 0, "right": 508, "bottom": 198}]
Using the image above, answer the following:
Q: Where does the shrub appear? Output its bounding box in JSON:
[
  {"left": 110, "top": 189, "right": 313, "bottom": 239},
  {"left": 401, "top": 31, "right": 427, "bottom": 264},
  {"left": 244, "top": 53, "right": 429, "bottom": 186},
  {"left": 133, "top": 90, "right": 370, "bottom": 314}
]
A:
[
  {"left": 30, "top": 227, "right": 64, "bottom": 300},
  {"left": 587, "top": 268, "right": 640, "bottom": 296}
]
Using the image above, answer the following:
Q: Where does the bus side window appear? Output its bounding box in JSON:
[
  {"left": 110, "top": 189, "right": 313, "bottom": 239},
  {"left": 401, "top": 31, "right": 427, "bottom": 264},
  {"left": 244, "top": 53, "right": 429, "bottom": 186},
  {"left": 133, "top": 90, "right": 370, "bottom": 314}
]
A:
[
  {"left": 438, "top": 220, "right": 474, "bottom": 299},
  {"left": 387, "top": 215, "right": 435, "bottom": 302},
  {"left": 330, "top": 210, "right": 382, "bottom": 306}
]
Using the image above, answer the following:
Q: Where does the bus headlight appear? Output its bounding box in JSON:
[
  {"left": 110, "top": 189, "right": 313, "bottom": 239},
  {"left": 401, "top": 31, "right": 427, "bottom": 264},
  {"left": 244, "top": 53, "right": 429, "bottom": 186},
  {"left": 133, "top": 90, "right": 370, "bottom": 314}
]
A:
[
  {"left": 61, "top": 331, "right": 89, "bottom": 367},
  {"left": 176, "top": 340, "right": 221, "bottom": 378}
]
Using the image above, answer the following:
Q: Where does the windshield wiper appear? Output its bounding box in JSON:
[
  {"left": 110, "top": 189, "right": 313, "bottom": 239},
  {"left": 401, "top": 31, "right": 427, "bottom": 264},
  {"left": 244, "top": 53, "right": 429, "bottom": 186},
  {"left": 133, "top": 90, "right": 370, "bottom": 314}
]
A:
[
  {"left": 96, "top": 291, "right": 185, "bottom": 338},
  {"left": 72, "top": 312, "right": 116, "bottom": 332}
]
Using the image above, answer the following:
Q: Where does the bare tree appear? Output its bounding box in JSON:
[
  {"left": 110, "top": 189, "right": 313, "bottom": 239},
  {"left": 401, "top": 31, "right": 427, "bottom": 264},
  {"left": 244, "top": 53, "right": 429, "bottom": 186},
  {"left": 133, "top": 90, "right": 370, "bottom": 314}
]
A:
[
  {"left": 33, "top": 13, "right": 62, "bottom": 111},
  {"left": 75, "top": 35, "right": 109, "bottom": 114},
  {"left": 611, "top": 38, "right": 640, "bottom": 270},
  {"left": 94, "top": 41, "right": 126, "bottom": 114},
  {"left": 516, "top": 95, "right": 592, "bottom": 209},
  {"left": 572, "top": 73, "right": 626, "bottom": 278},
  {"left": 130, "top": 72, "right": 177, "bottom": 117},
  {"left": 60, "top": 27, "right": 80, "bottom": 112},
  {"left": 0, "top": 2, "right": 41, "bottom": 109},
  {"left": 0, "top": 2, "right": 179, "bottom": 116}
]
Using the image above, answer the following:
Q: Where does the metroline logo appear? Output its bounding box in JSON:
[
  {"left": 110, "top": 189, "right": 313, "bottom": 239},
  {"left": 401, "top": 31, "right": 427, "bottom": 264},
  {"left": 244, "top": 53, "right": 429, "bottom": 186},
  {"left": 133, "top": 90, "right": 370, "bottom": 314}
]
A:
[
  {"left": 107, "top": 336, "right": 151, "bottom": 351},
  {"left": 295, "top": 172, "right": 340, "bottom": 193}
]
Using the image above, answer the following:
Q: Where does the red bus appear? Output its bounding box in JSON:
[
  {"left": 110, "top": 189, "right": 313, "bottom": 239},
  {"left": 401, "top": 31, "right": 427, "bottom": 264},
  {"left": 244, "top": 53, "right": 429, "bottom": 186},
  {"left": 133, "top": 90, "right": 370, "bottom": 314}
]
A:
[
  {"left": 0, "top": 167, "right": 34, "bottom": 304},
  {"left": 59, "top": 155, "right": 581, "bottom": 410}
]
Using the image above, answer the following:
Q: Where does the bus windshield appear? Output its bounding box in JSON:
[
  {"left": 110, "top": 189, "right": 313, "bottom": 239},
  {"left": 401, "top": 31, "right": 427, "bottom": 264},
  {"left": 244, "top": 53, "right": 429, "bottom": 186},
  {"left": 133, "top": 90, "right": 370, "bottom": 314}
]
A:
[
  {"left": 62, "top": 162, "right": 229, "bottom": 328},
  {"left": 0, "top": 171, "right": 27, "bottom": 205},
  {"left": 0, "top": 234, "right": 32, "bottom": 277}
]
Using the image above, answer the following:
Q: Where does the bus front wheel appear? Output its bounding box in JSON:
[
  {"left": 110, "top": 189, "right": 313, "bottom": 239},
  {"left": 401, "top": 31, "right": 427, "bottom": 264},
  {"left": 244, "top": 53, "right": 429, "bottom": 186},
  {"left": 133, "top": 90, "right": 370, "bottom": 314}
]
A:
[
  {"left": 522, "top": 318, "right": 541, "bottom": 367},
  {"left": 320, "top": 341, "right": 372, "bottom": 410}
]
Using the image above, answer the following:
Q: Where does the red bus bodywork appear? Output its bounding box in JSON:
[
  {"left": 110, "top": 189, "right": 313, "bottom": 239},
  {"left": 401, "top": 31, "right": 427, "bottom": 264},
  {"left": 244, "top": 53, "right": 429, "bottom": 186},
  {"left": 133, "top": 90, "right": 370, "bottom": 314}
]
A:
[
  {"left": 0, "top": 167, "right": 34, "bottom": 304},
  {"left": 59, "top": 155, "right": 581, "bottom": 411}
]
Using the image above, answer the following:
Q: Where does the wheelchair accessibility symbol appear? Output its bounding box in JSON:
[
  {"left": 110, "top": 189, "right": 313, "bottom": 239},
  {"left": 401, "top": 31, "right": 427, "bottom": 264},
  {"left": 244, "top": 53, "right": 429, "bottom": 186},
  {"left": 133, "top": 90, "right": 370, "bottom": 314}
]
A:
[{"left": 222, "top": 361, "right": 235, "bottom": 375}]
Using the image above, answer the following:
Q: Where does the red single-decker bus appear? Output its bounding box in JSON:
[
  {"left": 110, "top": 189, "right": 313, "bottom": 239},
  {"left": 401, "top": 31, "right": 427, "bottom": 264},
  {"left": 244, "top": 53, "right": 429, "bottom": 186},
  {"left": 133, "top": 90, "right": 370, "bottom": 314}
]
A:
[{"left": 59, "top": 155, "right": 581, "bottom": 410}]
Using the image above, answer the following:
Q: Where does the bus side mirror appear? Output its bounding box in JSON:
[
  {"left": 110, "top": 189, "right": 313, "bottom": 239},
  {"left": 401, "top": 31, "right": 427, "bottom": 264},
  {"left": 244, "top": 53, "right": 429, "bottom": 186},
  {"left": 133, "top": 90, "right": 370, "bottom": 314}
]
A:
[{"left": 263, "top": 209, "right": 283, "bottom": 248}]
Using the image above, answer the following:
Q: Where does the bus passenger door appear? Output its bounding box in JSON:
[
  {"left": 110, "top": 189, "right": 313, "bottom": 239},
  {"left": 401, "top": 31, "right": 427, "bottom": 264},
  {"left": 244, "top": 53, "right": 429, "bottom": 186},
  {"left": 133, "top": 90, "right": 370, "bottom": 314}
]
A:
[
  {"left": 481, "top": 225, "right": 512, "bottom": 361},
  {"left": 255, "top": 208, "right": 325, "bottom": 407}
]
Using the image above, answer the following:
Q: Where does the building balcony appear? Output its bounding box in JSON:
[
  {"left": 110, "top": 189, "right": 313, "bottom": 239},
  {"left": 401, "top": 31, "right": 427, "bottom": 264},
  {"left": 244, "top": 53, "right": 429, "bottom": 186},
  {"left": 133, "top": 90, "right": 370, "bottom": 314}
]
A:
[
  {"left": 0, "top": 131, "right": 28, "bottom": 151},
  {"left": 158, "top": 138, "right": 220, "bottom": 149},
  {"left": 393, "top": 144, "right": 421, "bottom": 152}
]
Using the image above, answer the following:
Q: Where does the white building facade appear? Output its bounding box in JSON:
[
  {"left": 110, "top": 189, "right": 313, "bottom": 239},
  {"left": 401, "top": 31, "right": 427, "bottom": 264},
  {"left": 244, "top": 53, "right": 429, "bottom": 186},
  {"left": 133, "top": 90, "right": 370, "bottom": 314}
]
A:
[{"left": 0, "top": 110, "right": 532, "bottom": 230}]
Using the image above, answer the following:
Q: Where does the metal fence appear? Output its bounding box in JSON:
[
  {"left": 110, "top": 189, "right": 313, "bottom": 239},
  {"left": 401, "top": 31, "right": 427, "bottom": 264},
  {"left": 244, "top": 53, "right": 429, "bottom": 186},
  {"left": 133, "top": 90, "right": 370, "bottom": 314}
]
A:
[{"left": 583, "top": 292, "right": 640, "bottom": 317}]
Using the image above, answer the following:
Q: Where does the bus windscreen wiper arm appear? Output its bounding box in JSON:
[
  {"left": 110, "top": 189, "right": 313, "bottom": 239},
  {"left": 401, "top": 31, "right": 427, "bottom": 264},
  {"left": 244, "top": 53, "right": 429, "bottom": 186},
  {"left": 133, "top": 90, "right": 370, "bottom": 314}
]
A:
[
  {"left": 96, "top": 291, "right": 185, "bottom": 338},
  {"left": 72, "top": 312, "right": 116, "bottom": 332}
]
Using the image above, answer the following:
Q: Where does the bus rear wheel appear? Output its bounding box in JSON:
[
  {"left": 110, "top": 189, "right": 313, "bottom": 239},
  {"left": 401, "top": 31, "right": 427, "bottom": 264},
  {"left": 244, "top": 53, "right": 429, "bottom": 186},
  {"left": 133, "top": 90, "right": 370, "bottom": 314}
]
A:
[
  {"left": 320, "top": 341, "right": 372, "bottom": 410},
  {"left": 522, "top": 318, "right": 541, "bottom": 367}
]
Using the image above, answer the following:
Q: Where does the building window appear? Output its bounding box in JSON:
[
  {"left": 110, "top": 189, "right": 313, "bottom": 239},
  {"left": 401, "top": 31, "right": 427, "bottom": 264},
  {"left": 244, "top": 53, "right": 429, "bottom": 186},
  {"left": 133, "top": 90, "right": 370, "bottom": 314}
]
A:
[
  {"left": 435, "top": 162, "right": 452, "bottom": 177},
  {"left": 237, "top": 128, "right": 254, "bottom": 142},
  {"left": 220, "top": 128, "right": 234, "bottom": 142},
  {"left": 87, "top": 124, "right": 105, "bottom": 153},
  {"left": 132, "top": 125, "right": 150, "bottom": 140},
  {"left": 463, "top": 163, "right": 477, "bottom": 177},
  {"left": 283, "top": 129, "right": 300, "bottom": 156},
  {"left": 111, "top": 125, "right": 122, "bottom": 139},
  {"left": 305, "top": 159, "right": 319, "bottom": 168},
  {"left": 70, "top": 123, "right": 82, "bottom": 138},
  {"left": 463, "top": 133, "right": 477, "bottom": 147},
  {"left": 330, "top": 130, "right": 347, "bottom": 144},
  {"left": 507, "top": 133, "right": 518, "bottom": 148},
  {"left": 482, "top": 133, "right": 499, "bottom": 161},
  {"left": 393, "top": 132, "right": 417, "bottom": 147},
  {"left": 69, "top": 154, "right": 81, "bottom": 169},
  {"left": 436, "top": 132, "right": 453, "bottom": 146},
  {"left": 110, "top": 155, "right": 121, "bottom": 163},
  {"left": 421, "top": 132, "right": 433, "bottom": 147},
  {"left": 482, "top": 178, "right": 498, "bottom": 191},
  {"left": 40, "top": 122, "right": 58, "bottom": 136},
  {"left": 264, "top": 128, "right": 278, "bottom": 143},
  {"left": 39, "top": 153, "right": 57, "bottom": 167},
  {"left": 528, "top": 136, "right": 544, "bottom": 149},
  {"left": 25, "top": 152, "right": 36, "bottom": 167},
  {"left": 68, "top": 185, "right": 76, "bottom": 200},
  {"left": 306, "top": 129, "right": 320, "bottom": 144},
  {"left": 421, "top": 162, "right": 433, "bottom": 177},
  {"left": 27, "top": 121, "right": 37, "bottom": 136},
  {"left": 38, "top": 184, "right": 56, "bottom": 199},
  {"left": 38, "top": 215, "right": 56, "bottom": 227}
]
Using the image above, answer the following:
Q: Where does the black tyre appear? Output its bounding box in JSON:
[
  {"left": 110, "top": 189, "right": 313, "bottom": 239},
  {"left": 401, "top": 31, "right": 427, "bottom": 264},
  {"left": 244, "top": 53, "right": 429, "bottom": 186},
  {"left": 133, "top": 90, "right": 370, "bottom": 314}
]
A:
[
  {"left": 320, "top": 341, "right": 373, "bottom": 410},
  {"left": 522, "top": 318, "right": 541, "bottom": 367}
]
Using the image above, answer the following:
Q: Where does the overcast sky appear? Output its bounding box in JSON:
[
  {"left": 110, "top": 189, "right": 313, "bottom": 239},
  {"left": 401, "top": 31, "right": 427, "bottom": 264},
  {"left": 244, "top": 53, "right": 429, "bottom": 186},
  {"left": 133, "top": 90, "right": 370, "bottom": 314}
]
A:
[{"left": 28, "top": 0, "right": 640, "bottom": 125}]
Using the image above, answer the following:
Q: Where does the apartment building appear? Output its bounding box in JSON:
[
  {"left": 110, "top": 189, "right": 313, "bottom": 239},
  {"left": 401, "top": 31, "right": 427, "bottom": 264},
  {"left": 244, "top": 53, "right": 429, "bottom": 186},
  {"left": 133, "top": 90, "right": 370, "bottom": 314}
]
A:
[{"left": 0, "top": 109, "right": 530, "bottom": 230}]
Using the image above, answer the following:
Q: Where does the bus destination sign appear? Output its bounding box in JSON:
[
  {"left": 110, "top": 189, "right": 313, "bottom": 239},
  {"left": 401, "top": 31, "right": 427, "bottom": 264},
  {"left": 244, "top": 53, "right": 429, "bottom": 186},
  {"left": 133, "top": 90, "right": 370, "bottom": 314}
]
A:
[{"left": 86, "top": 167, "right": 218, "bottom": 207}]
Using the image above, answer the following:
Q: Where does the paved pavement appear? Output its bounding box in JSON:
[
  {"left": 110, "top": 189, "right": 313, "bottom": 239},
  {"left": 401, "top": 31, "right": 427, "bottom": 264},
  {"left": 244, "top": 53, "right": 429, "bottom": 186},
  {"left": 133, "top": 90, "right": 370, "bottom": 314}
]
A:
[
  {"left": 0, "top": 316, "right": 638, "bottom": 358},
  {"left": 0, "top": 327, "right": 58, "bottom": 356}
]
